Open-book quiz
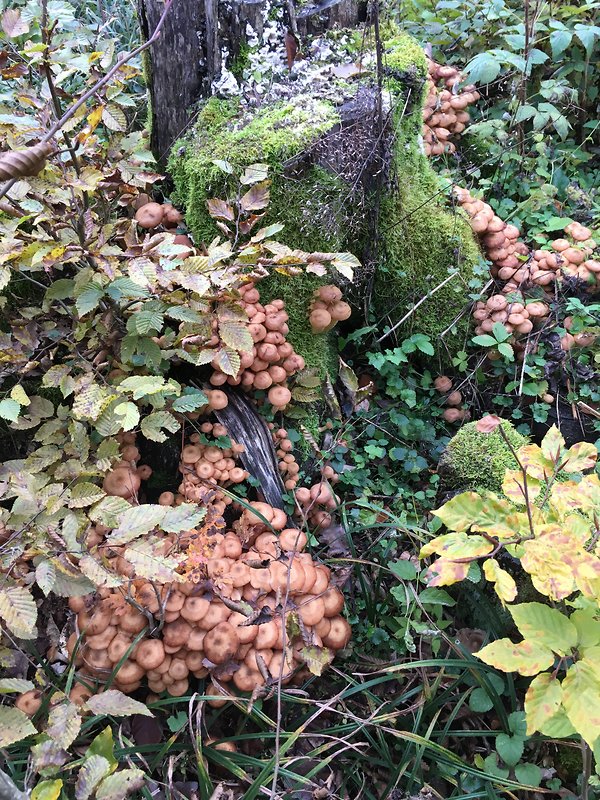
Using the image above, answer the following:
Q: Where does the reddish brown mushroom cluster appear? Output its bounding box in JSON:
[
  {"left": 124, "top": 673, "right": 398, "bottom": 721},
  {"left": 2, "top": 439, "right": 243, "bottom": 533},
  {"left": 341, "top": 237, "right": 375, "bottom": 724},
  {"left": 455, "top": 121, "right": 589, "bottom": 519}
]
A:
[
  {"left": 309, "top": 285, "right": 352, "bottom": 333},
  {"left": 294, "top": 474, "right": 340, "bottom": 531},
  {"left": 530, "top": 223, "right": 599, "bottom": 291},
  {"left": 209, "top": 283, "right": 305, "bottom": 411},
  {"left": 59, "top": 499, "right": 350, "bottom": 701},
  {"left": 134, "top": 197, "right": 184, "bottom": 231},
  {"left": 433, "top": 376, "right": 470, "bottom": 424},
  {"left": 101, "top": 434, "right": 153, "bottom": 500},
  {"left": 172, "top": 423, "right": 248, "bottom": 507},
  {"left": 454, "top": 187, "right": 529, "bottom": 276},
  {"left": 270, "top": 426, "right": 300, "bottom": 491},
  {"left": 422, "top": 59, "right": 480, "bottom": 156},
  {"left": 472, "top": 295, "right": 549, "bottom": 338}
]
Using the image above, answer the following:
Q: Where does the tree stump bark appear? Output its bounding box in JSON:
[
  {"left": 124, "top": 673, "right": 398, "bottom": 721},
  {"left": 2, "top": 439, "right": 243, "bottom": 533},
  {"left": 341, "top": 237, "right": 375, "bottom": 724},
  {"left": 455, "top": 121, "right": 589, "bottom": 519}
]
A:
[{"left": 137, "top": 0, "right": 365, "bottom": 165}]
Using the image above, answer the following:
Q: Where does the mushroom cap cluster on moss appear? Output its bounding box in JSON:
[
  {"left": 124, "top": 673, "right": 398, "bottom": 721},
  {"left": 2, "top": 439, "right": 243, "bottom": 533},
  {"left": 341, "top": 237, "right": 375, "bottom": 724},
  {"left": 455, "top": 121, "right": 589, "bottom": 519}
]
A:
[{"left": 438, "top": 419, "right": 529, "bottom": 493}]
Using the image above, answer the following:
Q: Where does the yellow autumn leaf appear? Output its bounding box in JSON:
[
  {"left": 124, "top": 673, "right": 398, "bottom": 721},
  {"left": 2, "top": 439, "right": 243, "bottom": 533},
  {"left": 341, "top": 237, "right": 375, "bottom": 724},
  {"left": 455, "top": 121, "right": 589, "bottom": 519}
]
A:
[
  {"left": 424, "top": 558, "right": 470, "bottom": 587},
  {"left": 477, "top": 638, "right": 554, "bottom": 676},
  {"left": 502, "top": 469, "right": 541, "bottom": 505},
  {"left": 483, "top": 558, "right": 517, "bottom": 604},
  {"left": 524, "top": 672, "right": 563, "bottom": 734}
]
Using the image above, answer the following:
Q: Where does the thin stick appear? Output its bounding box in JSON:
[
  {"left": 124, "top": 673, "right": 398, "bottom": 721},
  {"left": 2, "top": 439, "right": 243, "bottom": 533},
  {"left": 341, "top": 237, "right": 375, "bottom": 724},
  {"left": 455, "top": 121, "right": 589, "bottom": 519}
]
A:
[{"left": 376, "top": 271, "right": 460, "bottom": 344}]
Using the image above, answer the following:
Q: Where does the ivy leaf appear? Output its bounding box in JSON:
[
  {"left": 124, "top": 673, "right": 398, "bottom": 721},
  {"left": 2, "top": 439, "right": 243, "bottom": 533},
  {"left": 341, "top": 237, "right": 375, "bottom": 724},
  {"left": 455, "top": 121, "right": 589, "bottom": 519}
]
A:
[
  {"left": 495, "top": 733, "right": 524, "bottom": 767},
  {"left": 0, "top": 706, "right": 37, "bottom": 746},
  {"left": 75, "top": 755, "right": 112, "bottom": 800},
  {"left": 510, "top": 603, "right": 577, "bottom": 655},
  {"left": 561, "top": 660, "right": 600, "bottom": 746},
  {"left": 469, "top": 687, "right": 494, "bottom": 713},
  {"left": 514, "top": 763, "right": 542, "bottom": 787},
  {"left": 85, "top": 690, "right": 153, "bottom": 718},
  {"left": 476, "top": 639, "right": 554, "bottom": 676},
  {"left": 0, "top": 585, "right": 37, "bottom": 639},
  {"left": 140, "top": 410, "right": 180, "bottom": 442},
  {"left": 524, "top": 672, "right": 562, "bottom": 734},
  {"left": 95, "top": 769, "right": 145, "bottom": 800}
]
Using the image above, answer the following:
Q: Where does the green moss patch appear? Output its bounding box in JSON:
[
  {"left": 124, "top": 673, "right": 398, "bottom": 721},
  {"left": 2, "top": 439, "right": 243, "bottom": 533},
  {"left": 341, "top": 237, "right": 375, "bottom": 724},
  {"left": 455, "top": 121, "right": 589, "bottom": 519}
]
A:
[{"left": 438, "top": 419, "right": 528, "bottom": 493}]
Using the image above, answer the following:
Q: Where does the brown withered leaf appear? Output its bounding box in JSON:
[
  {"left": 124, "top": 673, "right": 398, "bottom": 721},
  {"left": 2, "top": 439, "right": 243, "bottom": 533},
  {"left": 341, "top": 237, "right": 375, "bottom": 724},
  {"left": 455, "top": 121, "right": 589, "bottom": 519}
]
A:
[
  {"left": 240, "top": 181, "right": 270, "bottom": 213},
  {"left": 239, "top": 213, "right": 265, "bottom": 235},
  {"left": 207, "top": 198, "right": 235, "bottom": 221},
  {"left": 476, "top": 414, "right": 503, "bottom": 433},
  {"left": 285, "top": 31, "right": 298, "bottom": 70},
  {"left": 2, "top": 9, "right": 29, "bottom": 38}
]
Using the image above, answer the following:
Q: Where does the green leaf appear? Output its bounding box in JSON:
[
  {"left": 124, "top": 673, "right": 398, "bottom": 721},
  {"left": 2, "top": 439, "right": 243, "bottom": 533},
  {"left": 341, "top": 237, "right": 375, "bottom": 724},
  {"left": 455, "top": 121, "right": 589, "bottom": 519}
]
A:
[
  {"left": 389, "top": 559, "right": 417, "bottom": 580},
  {"left": 126, "top": 309, "right": 164, "bottom": 335},
  {"left": 469, "top": 687, "right": 494, "bottom": 712},
  {"left": 240, "top": 163, "right": 269, "bottom": 185},
  {"left": 211, "top": 159, "right": 233, "bottom": 174},
  {"left": 161, "top": 503, "right": 206, "bottom": 533},
  {"left": 464, "top": 52, "right": 502, "bottom": 84},
  {"left": 69, "top": 482, "right": 106, "bottom": 509},
  {"left": 572, "top": 609, "right": 600, "bottom": 649},
  {"left": 31, "top": 779, "right": 63, "bottom": 800},
  {"left": 0, "top": 678, "right": 35, "bottom": 693},
  {"left": 140, "top": 410, "right": 180, "bottom": 442},
  {"left": 124, "top": 536, "right": 185, "bottom": 583},
  {"left": 562, "top": 660, "right": 600, "bottom": 746},
  {"left": 539, "top": 706, "right": 576, "bottom": 738},
  {"left": 497, "top": 342, "right": 514, "bottom": 360},
  {"left": 108, "top": 505, "right": 167, "bottom": 544},
  {"left": 118, "top": 376, "right": 166, "bottom": 399},
  {"left": 0, "top": 706, "right": 37, "bottom": 746},
  {"left": 0, "top": 585, "right": 37, "bottom": 639},
  {"left": 472, "top": 334, "right": 497, "bottom": 347},
  {"left": 0, "top": 398, "right": 21, "bottom": 422},
  {"left": 113, "top": 402, "right": 140, "bottom": 432},
  {"left": 495, "top": 733, "right": 524, "bottom": 767},
  {"left": 510, "top": 603, "right": 577, "bottom": 655},
  {"left": 95, "top": 769, "right": 145, "bottom": 800},
  {"left": 75, "top": 755, "right": 112, "bottom": 800},
  {"left": 85, "top": 690, "right": 153, "bottom": 718},
  {"left": 89, "top": 496, "right": 131, "bottom": 527},
  {"left": 101, "top": 104, "right": 127, "bottom": 132},
  {"left": 85, "top": 727, "right": 117, "bottom": 769},
  {"left": 514, "top": 763, "right": 542, "bottom": 787},
  {"left": 477, "top": 639, "right": 554, "bottom": 676},
  {"left": 75, "top": 284, "right": 104, "bottom": 317},
  {"left": 171, "top": 391, "right": 207, "bottom": 412},
  {"left": 524, "top": 672, "right": 562, "bottom": 734}
]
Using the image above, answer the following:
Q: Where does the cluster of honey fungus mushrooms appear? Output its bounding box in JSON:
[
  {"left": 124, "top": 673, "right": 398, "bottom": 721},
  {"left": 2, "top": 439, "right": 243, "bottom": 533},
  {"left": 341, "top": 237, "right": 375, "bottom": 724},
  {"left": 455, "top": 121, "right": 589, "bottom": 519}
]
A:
[
  {"left": 422, "top": 59, "right": 480, "bottom": 156},
  {"left": 456, "top": 187, "right": 599, "bottom": 342},
  {"left": 210, "top": 283, "right": 306, "bottom": 411},
  {"left": 58, "top": 498, "right": 350, "bottom": 702},
  {"left": 133, "top": 197, "right": 184, "bottom": 231},
  {"left": 309, "top": 285, "right": 352, "bottom": 333},
  {"left": 433, "top": 375, "right": 470, "bottom": 424}
]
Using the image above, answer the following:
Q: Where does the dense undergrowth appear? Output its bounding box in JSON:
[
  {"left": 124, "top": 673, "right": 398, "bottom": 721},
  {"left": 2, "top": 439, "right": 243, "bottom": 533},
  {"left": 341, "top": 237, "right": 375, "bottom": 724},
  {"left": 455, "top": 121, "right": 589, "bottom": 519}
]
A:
[{"left": 0, "top": 0, "right": 599, "bottom": 798}]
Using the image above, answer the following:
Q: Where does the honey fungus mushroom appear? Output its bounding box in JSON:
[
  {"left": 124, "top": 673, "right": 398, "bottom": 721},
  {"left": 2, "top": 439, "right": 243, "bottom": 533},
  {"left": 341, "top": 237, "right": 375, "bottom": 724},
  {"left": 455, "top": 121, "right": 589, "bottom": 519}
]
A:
[{"left": 134, "top": 201, "right": 164, "bottom": 229}]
